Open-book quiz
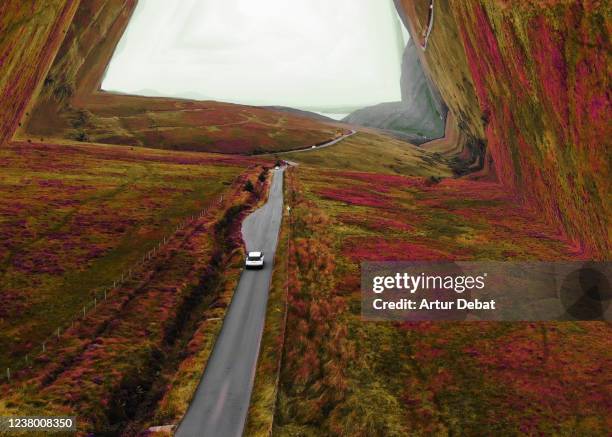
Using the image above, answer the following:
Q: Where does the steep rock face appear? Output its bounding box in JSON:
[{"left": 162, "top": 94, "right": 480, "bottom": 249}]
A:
[
  {"left": 0, "top": 0, "right": 78, "bottom": 145},
  {"left": 399, "top": 0, "right": 610, "bottom": 258},
  {"left": 343, "top": 37, "right": 446, "bottom": 143},
  {"left": 397, "top": 0, "right": 486, "bottom": 146}
]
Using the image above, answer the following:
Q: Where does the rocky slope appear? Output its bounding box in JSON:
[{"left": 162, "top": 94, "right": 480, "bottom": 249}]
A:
[
  {"left": 398, "top": 0, "right": 610, "bottom": 258},
  {"left": 0, "top": 0, "right": 78, "bottom": 146},
  {"left": 343, "top": 34, "right": 446, "bottom": 143}
]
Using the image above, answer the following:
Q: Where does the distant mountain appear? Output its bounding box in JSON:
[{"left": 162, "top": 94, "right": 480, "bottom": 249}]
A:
[
  {"left": 263, "top": 106, "right": 336, "bottom": 122},
  {"left": 343, "top": 37, "right": 446, "bottom": 142}
]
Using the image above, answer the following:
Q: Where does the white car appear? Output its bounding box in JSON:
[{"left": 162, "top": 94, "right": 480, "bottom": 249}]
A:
[{"left": 245, "top": 251, "right": 264, "bottom": 269}]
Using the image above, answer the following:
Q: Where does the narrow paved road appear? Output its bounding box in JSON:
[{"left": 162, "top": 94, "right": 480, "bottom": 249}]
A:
[
  {"left": 176, "top": 167, "right": 285, "bottom": 437},
  {"left": 271, "top": 129, "right": 356, "bottom": 155}
]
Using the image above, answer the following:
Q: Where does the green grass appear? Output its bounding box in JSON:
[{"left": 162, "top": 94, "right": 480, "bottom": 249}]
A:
[
  {"left": 0, "top": 141, "right": 257, "bottom": 369},
  {"left": 268, "top": 165, "right": 608, "bottom": 436},
  {"left": 0, "top": 158, "right": 268, "bottom": 434},
  {"left": 280, "top": 132, "right": 453, "bottom": 178}
]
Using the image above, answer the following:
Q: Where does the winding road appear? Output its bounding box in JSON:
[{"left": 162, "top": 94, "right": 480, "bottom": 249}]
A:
[
  {"left": 270, "top": 129, "right": 356, "bottom": 155},
  {"left": 175, "top": 167, "right": 285, "bottom": 437}
]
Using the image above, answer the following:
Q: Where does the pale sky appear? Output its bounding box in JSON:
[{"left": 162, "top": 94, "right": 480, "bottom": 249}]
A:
[{"left": 101, "top": 0, "right": 408, "bottom": 112}]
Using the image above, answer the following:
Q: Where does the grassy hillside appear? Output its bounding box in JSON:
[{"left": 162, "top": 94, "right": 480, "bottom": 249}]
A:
[
  {"left": 0, "top": 141, "right": 263, "bottom": 370},
  {"left": 0, "top": 4, "right": 294, "bottom": 431},
  {"left": 271, "top": 165, "right": 609, "bottom": 436},
  {"left": 399, "top": 0, "right": 610, "bottom": 258},
  {"left": 0, "top": 0, "right": 78, "bottom": 145},
  {"left": 18, "top": 0, "right": 346, "bottom": 154},
  {"left": 0, "top": 141, "right": 272, "bottom": 433},
  {"left": 282, "top": 132, "right": 453, "bottom": 178},
  {"left": 453, "top": 1, "right": 610, "bottom": 258}
]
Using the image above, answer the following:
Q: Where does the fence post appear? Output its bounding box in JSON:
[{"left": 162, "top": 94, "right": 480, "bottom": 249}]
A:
[
  {"left": 104, "top": 289, "right": 107, "bottom": 300},
  {"left": 42, "top": 342, "right": 46, "bottom": 353},
  {"left": 83, "top": 306, "right": 86, "bottom": 318},
  {"left": 94, "top": 297, "right": 97, "bottom": 308},
  {"left": 56, "top": 328, "right": 60, "bottom": 339},
  {"left": 6, "top": 368, "right": 10, "bottom": 381}
]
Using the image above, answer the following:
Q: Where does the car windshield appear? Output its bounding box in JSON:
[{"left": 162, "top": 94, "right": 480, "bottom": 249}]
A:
[{"left": 248, "top": 253, "right": 262, "bottom": 260}]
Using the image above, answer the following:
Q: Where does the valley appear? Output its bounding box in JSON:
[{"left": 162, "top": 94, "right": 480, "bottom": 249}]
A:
[{"left": 0, "top": 0, "right": 609, "bottom": 435}]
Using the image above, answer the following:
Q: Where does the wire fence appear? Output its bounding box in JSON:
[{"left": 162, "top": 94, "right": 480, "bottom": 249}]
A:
[{"left": 4, "top": 194, "right": 225, "bottom": 383}]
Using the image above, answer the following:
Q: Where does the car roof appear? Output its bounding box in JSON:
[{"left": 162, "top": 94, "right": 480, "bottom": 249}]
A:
[{"left": 248, "top": 251, "right": 263, "bottom": 256}]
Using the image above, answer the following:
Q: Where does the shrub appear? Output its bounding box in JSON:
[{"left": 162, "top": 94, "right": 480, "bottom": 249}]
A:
[
  {"left": 426, "top": 175, "right": 443, "bottom": 186},
  {"left": 53, "top": 81, "right": 74, "bottom": 102}
]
